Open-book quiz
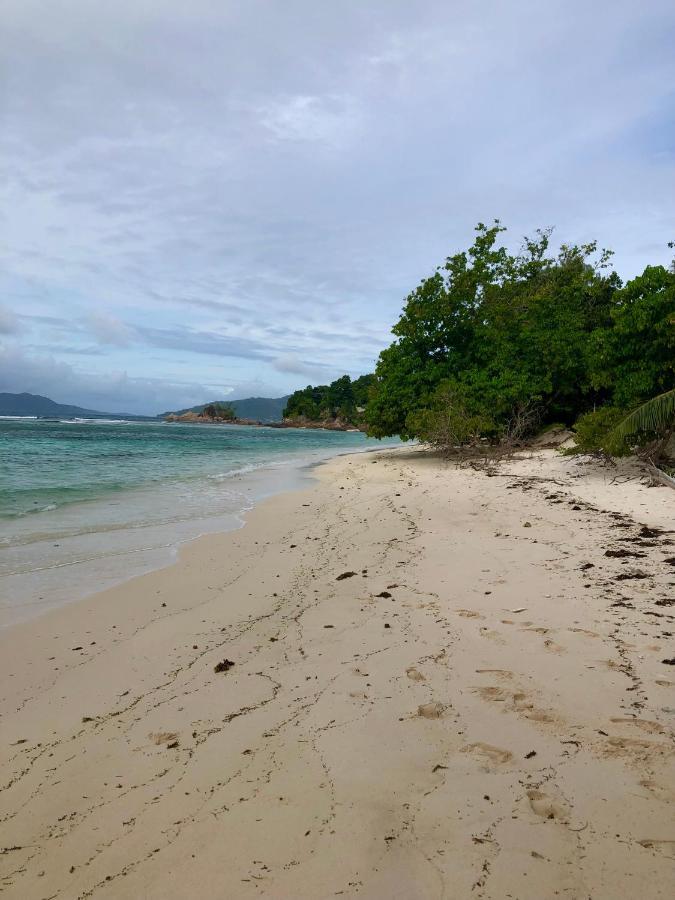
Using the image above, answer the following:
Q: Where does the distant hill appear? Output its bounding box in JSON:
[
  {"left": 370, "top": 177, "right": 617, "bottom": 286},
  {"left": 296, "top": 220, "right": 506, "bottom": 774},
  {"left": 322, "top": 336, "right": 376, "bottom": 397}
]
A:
[
  {"left": 163, "top": 396, "right": 290, "bottom": 423},
  {"left": 0, "top": 392, "right": 153, "bottom": 420},
  {"left": 1, "top": 391, "right": 291, "bottom": 423}
]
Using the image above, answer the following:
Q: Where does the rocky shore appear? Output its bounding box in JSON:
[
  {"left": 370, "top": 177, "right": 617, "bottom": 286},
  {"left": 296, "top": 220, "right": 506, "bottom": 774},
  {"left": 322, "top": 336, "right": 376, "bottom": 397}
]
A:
[{"left": 164, "top": 410, "right": 363, "bottom": 431}]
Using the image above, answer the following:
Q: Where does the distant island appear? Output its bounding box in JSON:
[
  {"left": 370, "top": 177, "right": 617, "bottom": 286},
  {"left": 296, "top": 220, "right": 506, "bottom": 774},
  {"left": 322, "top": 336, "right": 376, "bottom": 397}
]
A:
[
  {"left": 0, "top": 392, "right": 289, "bottom": 424},
  {"left": 163, "top": 378, "right": 374, "bottom": 431},
  {"left": 164, "top": 397, "right": 365, "bottom": 431},
  {"left": 0, "top": 392, "right": 155, "bottom": 421},
  {"left": 1, "top": 390, "right": 369, "bottom": 431},
  {"left": 1, "top": 391, "right": 367, "bottom": 432},
  {"left": 162, "top": 395, "right": 290, "bottom": 423},
  {"left": 165, "top": 402, "right": 266, "bottom": 426}
]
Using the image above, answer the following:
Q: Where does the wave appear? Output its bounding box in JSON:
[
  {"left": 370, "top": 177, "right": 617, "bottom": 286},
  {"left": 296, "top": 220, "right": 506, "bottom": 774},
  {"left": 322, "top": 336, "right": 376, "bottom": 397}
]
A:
[{"left": 58, "top": 418, "right": 132, "bottom": 425}]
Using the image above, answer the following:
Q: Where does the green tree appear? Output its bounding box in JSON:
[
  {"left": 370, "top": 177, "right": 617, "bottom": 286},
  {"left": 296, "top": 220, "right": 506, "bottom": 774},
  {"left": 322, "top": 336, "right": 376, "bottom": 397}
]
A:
[
  {"left": 589, "top": 265, "right": 675, "bottom": 409},
  {"left": 283, "top": 375, "right": 373, "bottom": 424},
  {"left": 365, "top": 222, "right": 619, "bottom": 440},
  {"left": 203, "top": 402, "right": 235, "bottom": 420}
]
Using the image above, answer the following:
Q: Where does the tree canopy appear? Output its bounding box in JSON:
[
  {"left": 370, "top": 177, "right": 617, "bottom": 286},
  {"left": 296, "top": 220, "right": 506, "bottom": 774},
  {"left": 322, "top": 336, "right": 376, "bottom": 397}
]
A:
[
  {"left": 363, "top": 221, "right": 674, "bottom": 454},
  {"left": 283, "top": 374, "right": 374, "bottom": 424},
  {"left": 202, "top": 402, "right": 235, "bottom": 421}
]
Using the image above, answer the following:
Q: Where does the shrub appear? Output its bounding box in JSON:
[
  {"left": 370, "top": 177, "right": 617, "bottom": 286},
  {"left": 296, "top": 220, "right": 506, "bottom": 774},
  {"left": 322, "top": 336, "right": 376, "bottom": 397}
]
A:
[
  {"left": 568, "top": 407, "right": 627, "bottom": 456},
  {"left": 406, "top": 383, "right": 497, "bottom": 454}
]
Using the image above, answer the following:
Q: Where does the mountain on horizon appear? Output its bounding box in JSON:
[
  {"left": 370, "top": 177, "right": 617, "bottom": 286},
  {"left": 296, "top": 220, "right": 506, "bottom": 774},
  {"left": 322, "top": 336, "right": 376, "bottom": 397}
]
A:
[
  {"left": 0, "top": 392, "right": 292, "bottom": 423},
  {"left": 0, "top": 392, "right": 154, "bottom": 420},
  {"left": 163, "top": 395, "right": 291, "bottom": 422}
]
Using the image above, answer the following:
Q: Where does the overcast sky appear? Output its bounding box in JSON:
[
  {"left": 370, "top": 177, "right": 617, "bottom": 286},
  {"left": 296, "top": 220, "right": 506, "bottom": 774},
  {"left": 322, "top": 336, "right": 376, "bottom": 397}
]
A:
[{"left": 1, "top": 0, "right": 673, "bottom": 414}]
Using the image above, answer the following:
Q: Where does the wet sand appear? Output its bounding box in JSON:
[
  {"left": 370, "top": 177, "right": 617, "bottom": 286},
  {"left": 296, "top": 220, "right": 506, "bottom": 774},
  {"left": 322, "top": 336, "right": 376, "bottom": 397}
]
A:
[{"left": 1, "top": 447, "right": 673, "bottom": 899}]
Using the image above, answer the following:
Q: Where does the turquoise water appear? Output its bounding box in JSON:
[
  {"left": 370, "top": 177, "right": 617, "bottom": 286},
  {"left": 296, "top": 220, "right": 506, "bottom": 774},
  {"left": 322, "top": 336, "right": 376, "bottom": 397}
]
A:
[
  {"left": 0, "top": 418, "right": 398, "bottom": 625},
  {"left": 0, "top": 418, "right": 390, "bottom": 519}
]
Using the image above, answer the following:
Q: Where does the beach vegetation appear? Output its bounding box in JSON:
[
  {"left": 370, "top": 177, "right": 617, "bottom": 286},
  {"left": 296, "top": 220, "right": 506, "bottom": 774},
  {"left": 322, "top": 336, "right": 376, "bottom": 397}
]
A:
[
  {"left": 284, "top": 374, "right": 375, "bottom": 424},
  {"left": 362, "top": 221, "right": 674, "bottom": 459},
  {"left": 202, "top": 402, "right": 236, "bottom": 420},
  {"left": 570, "top": 390, "right": 675, "bottom": 460}
]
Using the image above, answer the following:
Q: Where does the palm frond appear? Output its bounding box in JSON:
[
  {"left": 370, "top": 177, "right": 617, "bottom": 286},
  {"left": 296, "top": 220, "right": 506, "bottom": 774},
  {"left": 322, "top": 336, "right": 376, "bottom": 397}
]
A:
[{"left": 609, "top": 389, "right": 675, "bottom": 443}]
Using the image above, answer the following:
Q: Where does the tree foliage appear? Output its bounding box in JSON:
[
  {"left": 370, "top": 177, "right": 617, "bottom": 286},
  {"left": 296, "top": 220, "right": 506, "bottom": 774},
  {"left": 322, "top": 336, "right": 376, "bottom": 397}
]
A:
[
  {"left": 283, "top": 374, "right": 374, "bottom": 423},
  {"left": 588, "top": 265, "right": 675, "bottom": 408},
  {"left": 363, "top": 221, "right": 674, "bottom": 456},
  {"left": 202, "top": 402, "right": 235, "bottom": 420},
  {"left": 610, "top": 389, "right": 675, "bottom": 441}
]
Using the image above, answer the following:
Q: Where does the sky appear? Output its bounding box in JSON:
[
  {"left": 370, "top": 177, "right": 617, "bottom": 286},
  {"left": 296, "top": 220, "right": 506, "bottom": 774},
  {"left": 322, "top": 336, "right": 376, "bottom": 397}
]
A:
[{"left": 1, "top": 0, "right": 674, "bottom": 415}]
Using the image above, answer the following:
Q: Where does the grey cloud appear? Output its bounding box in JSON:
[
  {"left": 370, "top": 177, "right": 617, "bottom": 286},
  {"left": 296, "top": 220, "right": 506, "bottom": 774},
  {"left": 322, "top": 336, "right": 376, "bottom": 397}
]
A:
[
  {"left": 0, "top": 343, "right": 243, "bottom": 415},
  {"left": 18, "top": 314, "right": 72, "bottom": 327},
  {"left": 0, "top": 305, "right": 22, "bottom": 334},
  {"left": 136, "top": 325, "right": 274, "bottom": 361},
  {"left": 272, "top": 355, "right": 337, "bottom": 377},
  {"left": 87, "top": 313, "right": 137, "bottom": 347},
  {"left": 28, "top": 343, "right": 102, "bottom": 356}
]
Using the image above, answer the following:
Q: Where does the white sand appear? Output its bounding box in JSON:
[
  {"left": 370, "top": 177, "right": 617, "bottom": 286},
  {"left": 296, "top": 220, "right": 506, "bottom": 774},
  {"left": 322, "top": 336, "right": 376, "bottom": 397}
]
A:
[{"left": 1, "top": 447, "right": 673, "bottom": 899}]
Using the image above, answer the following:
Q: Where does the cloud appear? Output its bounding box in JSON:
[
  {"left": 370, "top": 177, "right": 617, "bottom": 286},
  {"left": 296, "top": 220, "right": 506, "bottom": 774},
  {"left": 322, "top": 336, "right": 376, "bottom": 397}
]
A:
[
  {"left": 256, "top": 94, "right": 361, "bottom": 146},
  {"left": 272, "top": 354, "right": 336, "bottom": 378},
  {"left": 1, "top": 0, "right": 674, "bottom": 411},
  {"left": 0, "top": 343, "right": 243, "bottom": 415},
  {"left": 87, "top": 312, "right": 136, "bottom": 346},
  {"left": 136, "top": 325, "right": 274, "bottom": 361},
  {"left": 0, "top": 305, "right": 21, "bottom": 334}
]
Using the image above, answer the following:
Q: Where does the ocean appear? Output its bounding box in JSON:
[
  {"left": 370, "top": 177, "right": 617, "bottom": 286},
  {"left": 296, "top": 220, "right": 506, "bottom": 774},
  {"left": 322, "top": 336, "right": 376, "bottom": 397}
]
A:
[{"left": 0, "top": 418, "right": 399, "bottom": 626}]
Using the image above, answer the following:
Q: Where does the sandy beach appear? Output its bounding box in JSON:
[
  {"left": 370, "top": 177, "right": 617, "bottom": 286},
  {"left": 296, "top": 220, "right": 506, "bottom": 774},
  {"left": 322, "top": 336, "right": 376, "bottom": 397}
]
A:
[{"left": 1, "top": 446, "right": 674, "bottom": 899}]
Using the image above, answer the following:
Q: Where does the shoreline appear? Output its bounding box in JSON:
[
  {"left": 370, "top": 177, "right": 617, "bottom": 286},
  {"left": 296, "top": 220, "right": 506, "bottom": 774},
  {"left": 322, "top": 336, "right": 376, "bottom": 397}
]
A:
[
  {"left": 1, "top": 447, "right": 673, "bottom": 899},
  {"left": 0, "top": 439, "right": 395, "bottom": 630},
  {"left": 0, "top": 444, "right": 392, "bottom": 637}
]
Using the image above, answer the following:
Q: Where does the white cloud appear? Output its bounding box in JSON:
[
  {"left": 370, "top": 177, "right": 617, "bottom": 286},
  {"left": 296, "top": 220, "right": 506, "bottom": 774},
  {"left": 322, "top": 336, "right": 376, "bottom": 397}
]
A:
[
  {"left": 256, "top": 94, "right": 361, "bottom": 146},
  {"left": 86, "top": 312, "right": 136, "bottom": 346}
]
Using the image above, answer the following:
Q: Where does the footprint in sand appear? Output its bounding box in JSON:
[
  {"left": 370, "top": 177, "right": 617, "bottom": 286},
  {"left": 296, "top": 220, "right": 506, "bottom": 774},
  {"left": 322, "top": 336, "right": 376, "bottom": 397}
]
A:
[
  {"left": 149, "top": 731, "right": 179, "bottom": 746},
  {"left": 569, "top": 627, "right": 600, "bottom": 638},
  {"left": 519, "top": 706, "right": 556, "bottom": 724},
  {"left": 463, "top": 742, "right": 513, "bottom": 767},
  {"left": 475, "top": 668, "right": 513, "bottom": 680},
  {"left": 609, "top": 717, "right": 665, "bottom": 734},
  {"left": 475, "top": 685, "right": 556, "bottom": 723},
  {"left": 417, "top": 702, "right": 445, "bottom": 719},
  {"left": 474, "top": 685, "right": 511, "bottom": 702},
  {"left": 640, "top": 778, "right": 675, "bottom": 803},
  {"left": 526, "top": 789, "right": 569, "bottom": 822},
  {"left": 478, "top": 627, "right": 506, "bottom": 644},
  {"left": 456, "top": 609, "right": 484, "bottom": 619},
  {"left": 543, "top": 638, "right": 566, "bottom": 654},
  {"left": 523, "top": 626, "right": 551, "bottom": 635},
  {"left": 636, "top": 839, "right": 675, "bottom": 855},
  {"left": 406, "top": 666, "right": 426, "bottom": 682},
  {"left": 512, "top": 692, "right": 556, "bottom": 723},
  {"left": 602, "top": 736, "right": 673, "bottom": 762}
]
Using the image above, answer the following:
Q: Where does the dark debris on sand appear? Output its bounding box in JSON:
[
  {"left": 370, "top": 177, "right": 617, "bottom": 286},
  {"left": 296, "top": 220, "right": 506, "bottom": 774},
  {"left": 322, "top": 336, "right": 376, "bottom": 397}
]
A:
[{"left": 214, "top": 659, "right": 235, "bottom": 673}]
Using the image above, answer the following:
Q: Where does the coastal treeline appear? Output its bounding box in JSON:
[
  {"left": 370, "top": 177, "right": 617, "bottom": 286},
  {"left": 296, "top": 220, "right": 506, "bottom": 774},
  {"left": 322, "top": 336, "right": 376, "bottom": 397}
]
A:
[
  {"left": 288, "top": 223, "right": 673, "bottom": 456},
  {"left": 365, "top": 222, "right": 674, "bottom": 456},
  {"left": 283, "top": 374, "right": 374, "bottom": 424}
]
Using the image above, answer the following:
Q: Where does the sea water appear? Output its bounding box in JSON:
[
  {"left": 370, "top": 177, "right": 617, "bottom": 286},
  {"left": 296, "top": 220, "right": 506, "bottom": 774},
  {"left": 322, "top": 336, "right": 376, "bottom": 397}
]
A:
[{"left": 0, "top": 418, "right": 399, "bottom": 626}]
